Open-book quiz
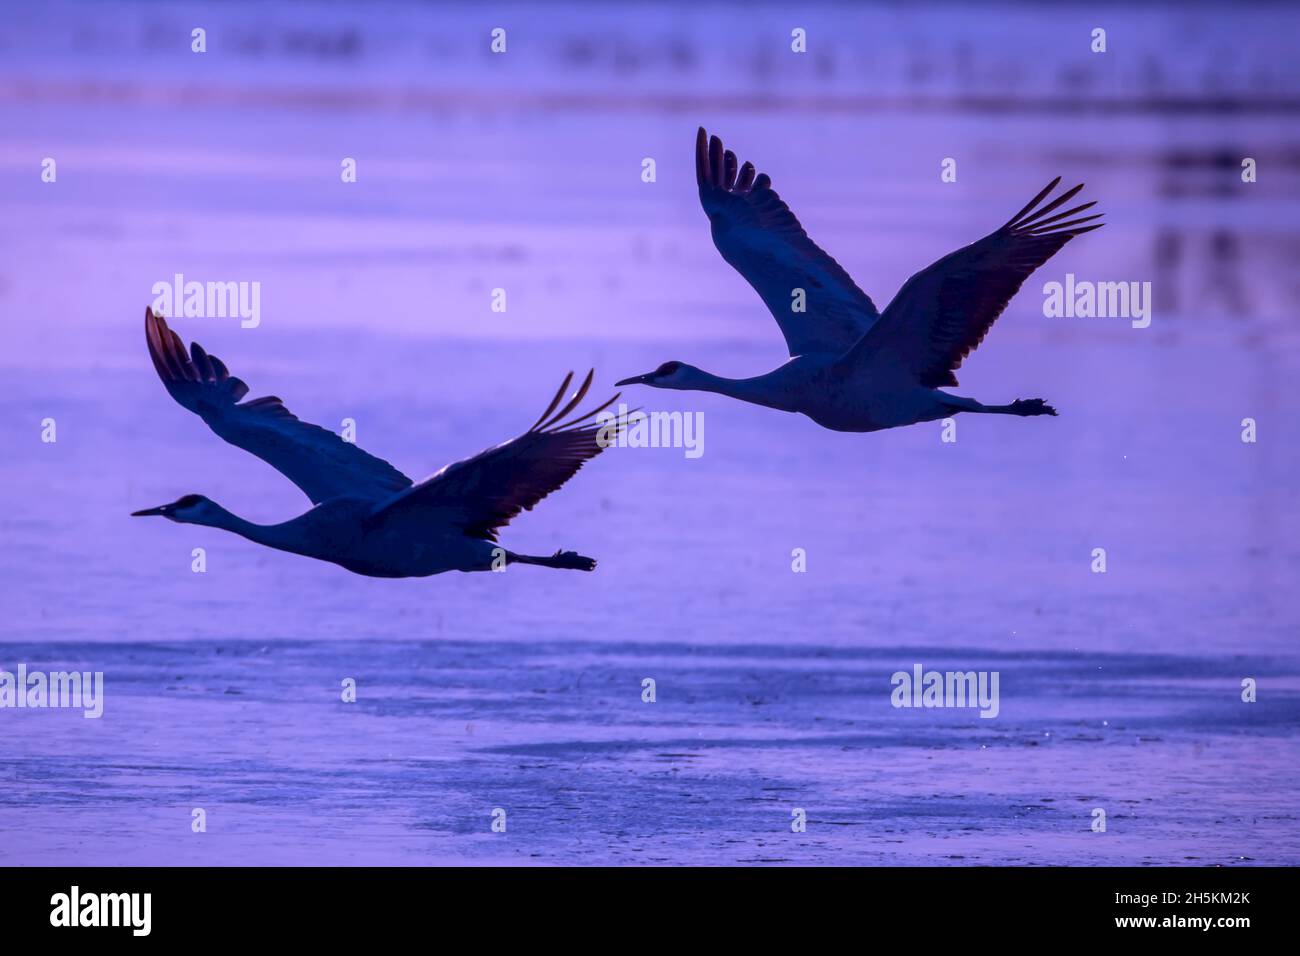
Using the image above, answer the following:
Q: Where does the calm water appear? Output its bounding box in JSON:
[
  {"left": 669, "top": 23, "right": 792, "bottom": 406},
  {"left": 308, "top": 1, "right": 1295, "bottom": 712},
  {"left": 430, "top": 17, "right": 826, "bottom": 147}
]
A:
[{"left": 1, "top": 0, "right": 1298, "bottom": 865}]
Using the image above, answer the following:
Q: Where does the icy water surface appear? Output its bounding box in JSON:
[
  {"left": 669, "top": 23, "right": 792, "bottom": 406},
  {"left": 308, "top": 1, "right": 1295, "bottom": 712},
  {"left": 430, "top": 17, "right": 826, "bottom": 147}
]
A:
[
  {"left": 3, "top": 635, "right": 1298, "bottom": 866},
  {"left": 1, "top": 0, "right": 1299, "bottom": 864}
]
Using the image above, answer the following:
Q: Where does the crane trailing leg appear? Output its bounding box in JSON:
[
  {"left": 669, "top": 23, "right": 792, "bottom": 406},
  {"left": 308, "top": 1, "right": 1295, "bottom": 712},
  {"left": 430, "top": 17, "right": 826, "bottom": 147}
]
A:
[{"left": 505, "top": 550, "right": 597, "bottom": 572}]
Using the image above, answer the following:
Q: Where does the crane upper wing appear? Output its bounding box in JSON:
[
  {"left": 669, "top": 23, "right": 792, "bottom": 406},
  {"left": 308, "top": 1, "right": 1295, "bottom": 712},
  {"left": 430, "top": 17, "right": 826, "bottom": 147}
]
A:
[
  {"left": 696, "top": 127, "right": 879, "bottom": 357},
  {"left": 144, "top": 308, "right": 413, "bottom": 504},
  {"left": 841, "top": 178, "right": 1103, "bottom": 386},
  {"left": 367, "top": 371, "right": 621, "bottom": 542}
]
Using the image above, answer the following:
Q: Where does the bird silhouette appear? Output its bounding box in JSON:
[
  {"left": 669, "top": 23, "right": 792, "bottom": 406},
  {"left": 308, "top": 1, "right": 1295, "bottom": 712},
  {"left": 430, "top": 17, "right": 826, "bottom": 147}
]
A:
[
  {"left": 617, "top": 127, "right": 1103, "bottom": 432},
  {"left": 133, "top": 309, "right": 622, "bottom": 576}
]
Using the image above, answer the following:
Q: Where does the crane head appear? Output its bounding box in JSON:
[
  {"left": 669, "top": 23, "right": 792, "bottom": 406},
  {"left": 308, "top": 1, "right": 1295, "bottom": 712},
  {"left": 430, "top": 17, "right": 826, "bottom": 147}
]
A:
[
  {"left": 616, "top": 361, "right": 693, "bottom": 389},
  {"left": 131, "top": 493, "right": 213, "bottom": 522}
]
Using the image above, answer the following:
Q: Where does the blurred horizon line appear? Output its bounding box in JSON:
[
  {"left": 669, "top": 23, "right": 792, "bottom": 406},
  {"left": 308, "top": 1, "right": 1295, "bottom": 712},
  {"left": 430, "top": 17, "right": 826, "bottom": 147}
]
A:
[{"left": 6, "top": 80, "right": 1300, "bottom": 116}]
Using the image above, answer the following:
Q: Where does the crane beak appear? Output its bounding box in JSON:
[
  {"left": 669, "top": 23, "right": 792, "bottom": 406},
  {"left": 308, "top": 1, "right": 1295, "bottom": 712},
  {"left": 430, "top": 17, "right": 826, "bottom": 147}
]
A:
[
  {"left": 131, "top": 505, "right": 168, "bottom": 517},
  {"left": 615, "top": 372, "right": 652, "bottom": 387}
]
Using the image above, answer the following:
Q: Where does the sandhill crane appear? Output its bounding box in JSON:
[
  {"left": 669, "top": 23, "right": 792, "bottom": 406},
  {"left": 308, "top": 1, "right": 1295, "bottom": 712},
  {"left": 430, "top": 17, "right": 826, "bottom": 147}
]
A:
[
  {"left": 617, "top": 128, "right": 1103, "bottom": 432},
  {"left": 132, "top": 309, "right": 621, "bottom": 576}
]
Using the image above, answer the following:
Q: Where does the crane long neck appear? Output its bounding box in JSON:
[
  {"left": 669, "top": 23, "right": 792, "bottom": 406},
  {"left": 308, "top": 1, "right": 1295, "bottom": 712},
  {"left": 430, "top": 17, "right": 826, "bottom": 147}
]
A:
[
  {"left": 197, "top": 503, "right": 304, "bottom": 554},
  {"left": 684, "top": 368, "right": 795, "bottom": 411}
]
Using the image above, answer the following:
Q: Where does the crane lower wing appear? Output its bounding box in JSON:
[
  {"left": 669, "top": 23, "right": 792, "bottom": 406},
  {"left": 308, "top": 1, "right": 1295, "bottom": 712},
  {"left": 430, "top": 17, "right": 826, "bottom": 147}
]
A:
[
  {"left": 367, "top": 371, "right": 622, "bottom": 542},
  {"left": 841, "top": 178, "right": 1103, "bottom": 386}
]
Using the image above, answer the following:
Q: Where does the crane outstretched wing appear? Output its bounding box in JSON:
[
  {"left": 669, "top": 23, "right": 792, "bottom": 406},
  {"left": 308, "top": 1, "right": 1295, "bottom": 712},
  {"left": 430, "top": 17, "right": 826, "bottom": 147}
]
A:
[
  {"left": 368, "top": 371, "right": 622, "bottom": 542},
  {"left": 696, "top": 127, "right": 879, "bottom": 357},
  {"left": 841, "top": 178, "right": 1103, "bottom": 386},
  {"left": 144, "top": 308, "right": 412, "bottom": 503}
]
